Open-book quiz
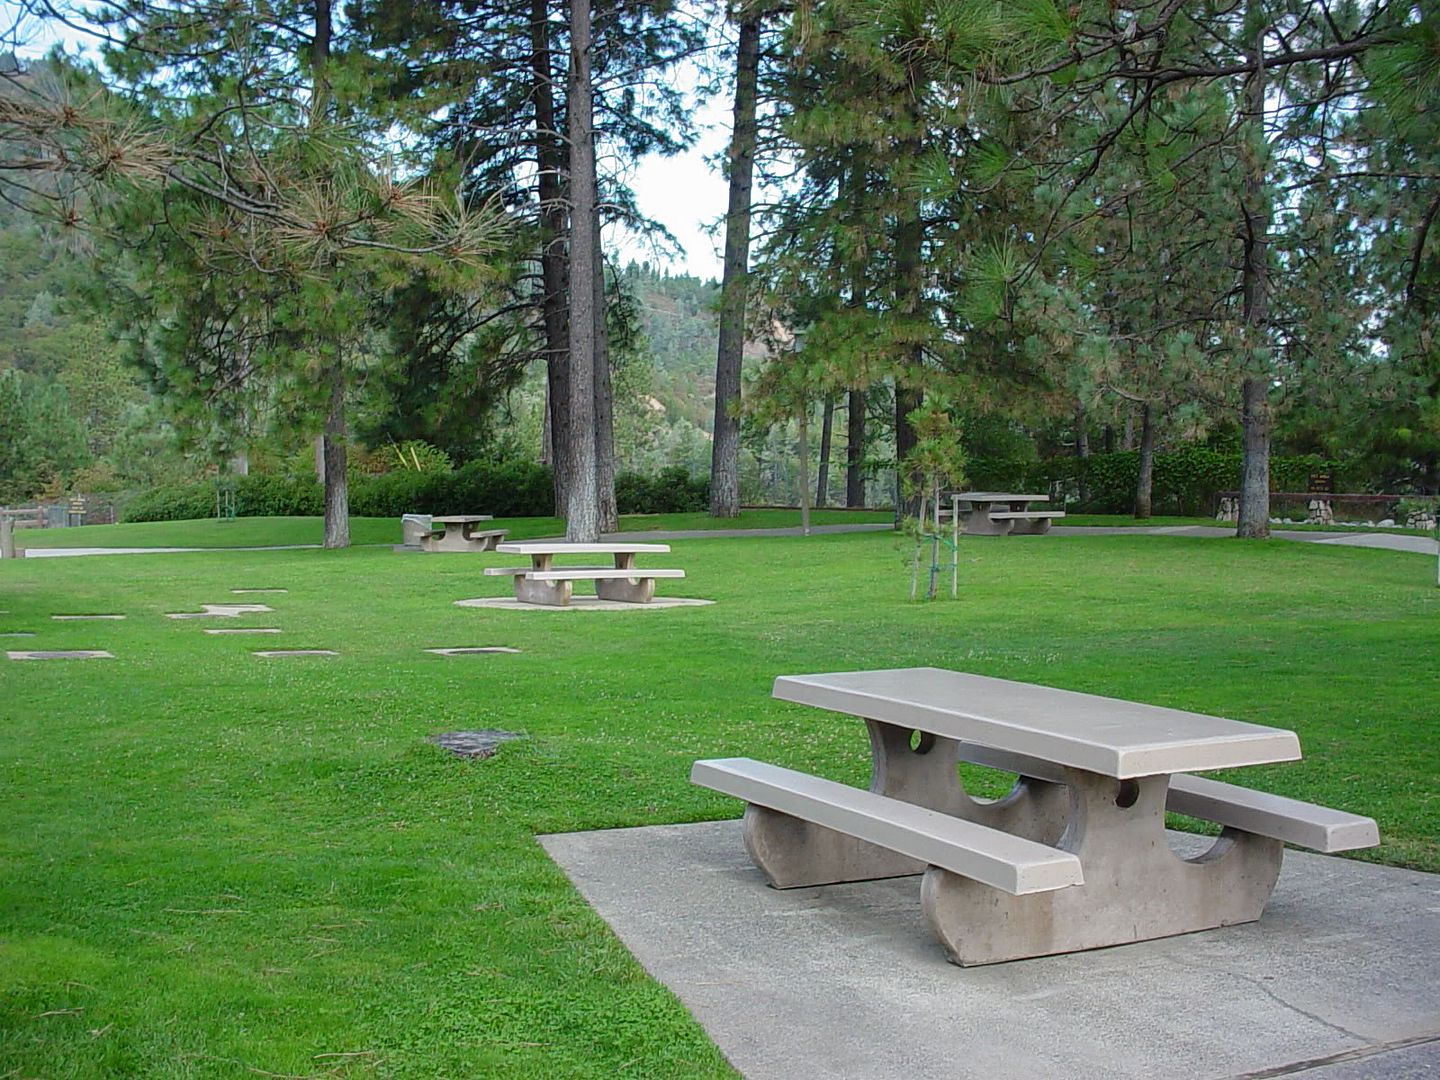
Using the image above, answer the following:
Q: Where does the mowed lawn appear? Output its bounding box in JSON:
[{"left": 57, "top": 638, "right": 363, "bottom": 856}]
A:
[
  {"left": 14, "top": 508, "right": 894, "bottom": 550},
  {"left": 2, "top": 525, "right": 1438, "bottom": 1078}
]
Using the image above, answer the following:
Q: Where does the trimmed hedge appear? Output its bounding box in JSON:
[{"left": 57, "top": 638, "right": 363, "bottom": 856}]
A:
[
  {"left": 122, "top": 461, "right": 708, "bottom": 523},
  {"left": 965, "top": 449, "right": 1349, "bottom": 516},
  {"left": 615, "top": 466, "right": 708, "bottom": 514}
]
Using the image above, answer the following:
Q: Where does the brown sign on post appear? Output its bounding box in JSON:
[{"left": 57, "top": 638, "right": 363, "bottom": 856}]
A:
[{"left": 1307, "top": 472, "right": 1333, "bottom": 494}]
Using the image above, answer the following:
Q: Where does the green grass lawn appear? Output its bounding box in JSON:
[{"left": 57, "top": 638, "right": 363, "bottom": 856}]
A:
[
  {"left": 2, "top": 527, "right": 1437, "bottom": 1077},
  {"left": 15, "top": 508, "right": 895, "bottom": 550}
]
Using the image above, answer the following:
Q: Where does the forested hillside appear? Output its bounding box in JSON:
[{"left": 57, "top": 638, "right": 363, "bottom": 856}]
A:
[{"left": 0, "top": 204, "right": 191, "bottom": 503}]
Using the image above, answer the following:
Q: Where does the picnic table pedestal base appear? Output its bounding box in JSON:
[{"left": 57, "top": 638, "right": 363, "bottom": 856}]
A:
[
  {"left": 956, "top": 507, "right": 1015, "bottom": 536},
  {"left": 510, "top": 554, "right": 571, "bottom": 606},
  {"left": 741, "top": 719, "right": 1283, "bottom": 966},
  {"left": 923, "top": 768, "right": 1283, "bottom": 966},
  {"left": 593, "top": 553, "right": 656, "bottom": 604}
]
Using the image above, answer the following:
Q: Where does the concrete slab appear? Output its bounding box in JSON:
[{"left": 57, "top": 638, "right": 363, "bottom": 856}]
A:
[
  {"left": 166, "top": 604, "right": 274, "bottom": 619},
  {"left": 203, "top": 627, "right": 282, "bottom": 635},
  {"left": 230, "top": 588, "right": 288, "bottom": 594},
  {"left": 540, "top": 819, "right": 1440, "bottom": 1080},
  {"left": 424, "top": 646, "right": 522, "bottom": 655},
  {"left": 252, "top": 649, "right": 336, "bottom": 658},
  {"left": 51, "top": 614, "right": 125, "bottom": 621},
  {"left": 455, "top": 596, "right": 714, "bottom": 612},
  {"left": 8, "top": 650, "right": 113, "bottom": 660}
]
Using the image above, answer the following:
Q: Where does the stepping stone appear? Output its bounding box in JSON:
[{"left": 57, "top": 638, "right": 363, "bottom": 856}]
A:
[
  {"left": 430, "top": 729, "right": 522, "bottom": 759},
  {"left": 424, "top": 647, "right": 522, "bottom": 656},
  {"left": 0, "top": 632, "right": 36, "bottom": 638},
  {"left": 166, "top": 604, "right": 274, "bottom": 619},
  {"left": 52, "top": 614, "right": 126, "bottom": 621},
  {"left": 230, "top": 589, "right": 288, "bottom": 594},
  {"left": 8, "top": 650, "right": 113, "bottom": 660},
  {"left": 204, "top": 628, "right": 283, "bottom": 635},
  {"left": 253, "top": 649, "right": 336, "bottom": 658}
]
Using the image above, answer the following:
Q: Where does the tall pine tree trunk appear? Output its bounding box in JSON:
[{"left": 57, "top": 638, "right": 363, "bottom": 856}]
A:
[
  {"left": 322, "top": 365, "right": 349, "bottom": 549},
  {"left": 709, "top": 12, "right": 760, "bottom": 518},
  {"left": 845, "top": 191, "right": 869, "bottom": 510},
  {"left": 815, "top": 394, "right": 835, "bottom": 507},
  {"left": 846, "top": 389, "right": 866, "bottom": 507},
  {"left": 531, "top": 0, "right": 571, "bottom": 509},
  {"left": 311, "top": 0, "right": 348, "bottom": 550},
  {"left": 1237, "top": 0, "right": 1272, "bottom": 540},
  {"left": 1134, "top": 402, "right": 1154, "bottom": 520},
  {"left": 592, "top": 206, "right": 617, "bottom": 532},
  {"left": 1075, "top": 401, "right": 1090, "bottom": 505},
  {"left": 894, "top": 201, "right": 925, "bottom": 520},
  {"left": 563, "top": 0, "right": 599, "bottom": 541},
  {"left": 893, "top": 75, "right": 925, "bottom": 521}
]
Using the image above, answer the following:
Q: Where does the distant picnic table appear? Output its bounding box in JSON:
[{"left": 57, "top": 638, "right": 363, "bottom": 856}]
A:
[
  {"left": 484, "top": 542, "right": 684, "bottom": 606},
  {"left": 942, "top": 492, "right": 1066, "bottom": 536},
  {"left": 420, "top": 515, "right": 507, "bottom": 553}
]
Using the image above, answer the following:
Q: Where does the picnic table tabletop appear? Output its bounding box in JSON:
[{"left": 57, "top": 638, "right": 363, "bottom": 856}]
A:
[
  {"left": 496, "top": 541, "right": 672, "bottom": 555},
  {"left": 772, "top": 668, "right": 1301, "bottom": 779},
  {"left": 432, "top": 514, "right": 494, "bottom": 524},
  {"left": 951, "top": 492, "right": 1050, "bottom": 503}
]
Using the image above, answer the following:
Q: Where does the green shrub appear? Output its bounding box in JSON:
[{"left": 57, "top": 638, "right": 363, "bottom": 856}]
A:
[
  {"left": 615, "top": 466, "right": 708, "bottom": 513},
  {"left": 122, "top": 461, "right": 715, "bottom": 522},
  {"left": 123, "top": 482, "right": 221, "bottom": 522},
  {"left": 1058, "top": 448, "right": 1350, "bottom": 515}
]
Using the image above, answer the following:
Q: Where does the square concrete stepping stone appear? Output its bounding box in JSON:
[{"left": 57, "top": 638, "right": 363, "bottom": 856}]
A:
[
  {"left": 424, "top": 647, "right": 522, "bottom": 656},
  {"left": 166, "top": 604, "right": 274, "bottom": 619},
  {"left": 204, "top": 628, "right": 282, "bottom": 635},
  {"left": 8, "top": 650, "right": 113, "bottom": 660},
  {"left": 253, "top": 649, "right": 336, "bottom": 658},
  {"left": 230, "top": 588, "right": 288, "bottom": 594},
  {"left": 0, "top": 631, "right": 36, "bottom": 638},
  {"left": 430, "top": 730, "right": 522, "bottom": 759},
  {"left": 52, "top": 614, "right": 126, "bottom": 621}
]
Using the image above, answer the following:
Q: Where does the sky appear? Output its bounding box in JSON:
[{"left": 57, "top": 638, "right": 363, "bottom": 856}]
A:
[{"left": 3, "top": 1, "right": 733, "bottom": 281}]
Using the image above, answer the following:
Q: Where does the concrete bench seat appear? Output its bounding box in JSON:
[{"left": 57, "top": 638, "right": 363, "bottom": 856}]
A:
[
  {"left": 986, "top": 510, "right": 1067, "bottom": 520},
  {"left": 956, "top": 743, "right": 1378, "bottom": 853},
  {"left": 528, "top": 568, "right": 686, "bottom": 582},
  {"left": 691, "top": 757, "right": 1084, "bottom": 896}
]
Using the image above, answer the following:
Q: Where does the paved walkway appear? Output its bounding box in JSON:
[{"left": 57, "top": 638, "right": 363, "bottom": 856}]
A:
[
  {"left": 544, "top": 819, "right": 1440, "bottom": 1080},
  {"left": 1053, "top": 524, "right": 1439, "bottom": 554}
]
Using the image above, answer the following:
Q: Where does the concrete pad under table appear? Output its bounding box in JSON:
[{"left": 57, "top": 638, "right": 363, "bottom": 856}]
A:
[
  {"left": 455, "top": 596, "right": 713, "bottom": 613},
  {"left": 540, "top": 819, "right": 1440, "bottom": 1080}
]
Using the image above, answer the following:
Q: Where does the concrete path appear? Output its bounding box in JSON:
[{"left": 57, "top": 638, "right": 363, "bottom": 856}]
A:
[
  {"left": 1050, "top": 524, "right": 1439, "bottom": 554},
  {"left": 542, "top": 819, "right": 1440, "bottom": 1080}
]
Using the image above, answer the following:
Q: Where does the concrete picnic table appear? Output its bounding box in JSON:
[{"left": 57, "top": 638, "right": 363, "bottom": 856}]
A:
[
  {"left": 944, "top": 492, "right": 1065, "bottom": 535},
  {"left": 693, "top": 668, "right": 1379, "bottom": 965},
  {"left": 483, "top": 541, "right": 684, "bottom": 606},
  {"left": 423, "top": 515, "right": 506, "bottom": 552}
]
